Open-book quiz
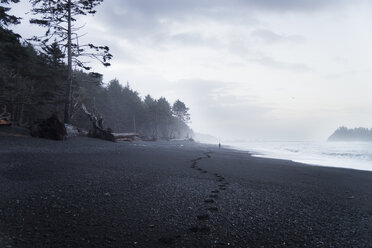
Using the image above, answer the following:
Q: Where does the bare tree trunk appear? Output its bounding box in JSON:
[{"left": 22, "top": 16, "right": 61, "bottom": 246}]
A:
[
  {"left": 81, "top": 104, "right": 115, "bottom": 142},
  {"left": 64, "top": 0, "right": 73, "bottom": 124},
  {"left": 18, "top": 103, "right": 24, "bottom": 125},
  {"left": 10, "top": 95, "right": 15, "bottom": 122},
  {"left": 133, "top": 115, "right": 136, "bottom": 133}
]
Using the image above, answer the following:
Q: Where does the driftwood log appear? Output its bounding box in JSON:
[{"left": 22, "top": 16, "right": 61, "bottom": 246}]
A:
[
  {"left": 81, "top": 104, "right": 115, "bottom": 142},
  {"left": 112, "top": 132, "right": 139, "bottom": 141}
]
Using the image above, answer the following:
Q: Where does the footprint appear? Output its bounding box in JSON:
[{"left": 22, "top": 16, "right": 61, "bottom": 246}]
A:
[
  {"left": 219, "top": 183, "right": 229, "bottom": 187},
  {"left": 199, "top": 226, "right": 211, "bottom": 233},
  {"left": 207, "top": 207, "right": 218, "bottom": 212},
  {"left": 204, "top": 199, "right": 215, "bottom": 203},
  {"left": 211, "top": 190, "right": 219, "bottom": 193},
  {"left": 201, "top": 170, "right": 207, "bottom": 173},
  {"left": 189, "top": 226, "right": 199, "bottom": 233},
  {"left": 197, "top": 214, "right": 210, "bottom": 220}
]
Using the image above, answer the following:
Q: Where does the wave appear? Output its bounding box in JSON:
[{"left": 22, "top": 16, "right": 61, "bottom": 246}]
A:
[{"left": 227, "top": 141, "right": 372, "bottom": 172}]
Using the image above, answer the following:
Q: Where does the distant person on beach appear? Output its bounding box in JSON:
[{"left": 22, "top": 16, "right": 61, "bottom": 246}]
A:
[{"left": 218, "top": 143, "right": 221, "bottom": 149}]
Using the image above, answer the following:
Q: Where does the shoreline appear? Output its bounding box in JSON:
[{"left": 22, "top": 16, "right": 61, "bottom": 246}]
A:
[
  {"left": 1, "top": 135, "right": 372, "bottom": 247},
  {"left": 223, "top": 141, "right": 372, "bottom": 173}
]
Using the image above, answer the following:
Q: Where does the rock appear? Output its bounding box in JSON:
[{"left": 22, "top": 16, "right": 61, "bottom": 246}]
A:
[{"left": 30, "top": 115, "right": 67, "bottom": 140}]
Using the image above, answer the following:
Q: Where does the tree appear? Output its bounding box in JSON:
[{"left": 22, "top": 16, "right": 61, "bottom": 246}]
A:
[
  {"left": 156, "top": 97, "right": 172, "bottom": 139},
  {"left": 0, "top": 35, "right": 67, "bottom": 125},
  {"left": 143, "top": 95, "right": 158, "bottom": 137},
  {"left": 0, "top": 0, "right": 20, "bottom": 29},
  {"left": 29, "top": 0, "right": 113, "bottom": 123},
  {"left": 41, "top": 41, "right": 65, "bottom": 67},
  {"left": 172, "top": 99, "right": 190, "bottom": 123}
]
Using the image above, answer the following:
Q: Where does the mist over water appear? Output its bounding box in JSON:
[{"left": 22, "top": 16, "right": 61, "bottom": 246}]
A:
[{"left": 227, "top": 141, "right": 372, "bottom": 172}]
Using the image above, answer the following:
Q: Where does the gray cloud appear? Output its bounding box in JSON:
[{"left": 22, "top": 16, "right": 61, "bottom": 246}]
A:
[
  {"left": 236, "top": 0, "right": 343, "bottom": 12},
  {"left": 251, "top": 29, "right": 305, "bottom": 44},
  {"left": 249, "top": 54, "right": 311, "bottom": 72},
  {"left": 170, "top": 32, "right": 209, "bottom": 45},
  {"left": 96, "top": 0, "right": 346, "bottom": 35},
  {"left": 227, "top": 35, "right": 311, "bottom": 72},
  {"left": 107, "top": 0, "right": 343, "bottom": 16}
]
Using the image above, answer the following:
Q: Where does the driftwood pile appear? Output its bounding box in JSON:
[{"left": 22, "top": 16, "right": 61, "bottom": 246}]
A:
[
  {"left": 25, "top": 104, "right": 139, "bottom": 142},
  {"left": 81, "top": 104, "right": 115, "bottom": 142}
]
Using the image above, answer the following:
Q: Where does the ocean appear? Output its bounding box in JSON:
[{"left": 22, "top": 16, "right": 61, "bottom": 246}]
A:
[{"left": 226, "top": 141, "right": 372, "bottom": 172}]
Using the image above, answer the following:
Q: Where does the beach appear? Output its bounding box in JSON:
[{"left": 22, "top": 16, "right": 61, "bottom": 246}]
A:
[{"left": 0, "top": 135, "right": 371, "bottom": 247}]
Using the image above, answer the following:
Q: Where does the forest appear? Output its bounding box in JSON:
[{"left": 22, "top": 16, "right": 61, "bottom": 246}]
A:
[
  {"left": 328, "top": 127, "right": 372, "bottom": 142},
  {"left": 0, "top": 0, "right": 193, "bottom": 140}
]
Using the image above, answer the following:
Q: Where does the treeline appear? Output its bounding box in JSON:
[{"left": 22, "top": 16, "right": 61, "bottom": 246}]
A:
[
  {"left": 0, "top": 1, "right": 192, "bottom": 140},
  {"left": 0, "top": 28, "right": 66, "bottom": 124},
  {"left": 328, "top": 127, "right": 372, "bottom": 142},
  {"left": 73, "top": 77, "right": 193, "bottom": 139}
]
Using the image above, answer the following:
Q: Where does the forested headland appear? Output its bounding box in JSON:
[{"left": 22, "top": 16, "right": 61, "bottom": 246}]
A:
[
  {"left": 0, "top": 0, "right": 193, "bottom": 140},
  {"left": 328, "top": 127, "right": 372, "bottom": 142}
]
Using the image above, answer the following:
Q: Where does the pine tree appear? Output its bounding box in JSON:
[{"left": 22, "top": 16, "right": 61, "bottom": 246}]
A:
[
  {"left": 172, "top": 100, "right": 190, "bottom": 123},
  {"left": 29, "top": 0, "right": 112, "bottom": 123},
  {"left": 0, "top": 0, "right": 20, "bottom": 28},
  {"left": 41, "top": 41, "right": 65, "bottom": 67}
]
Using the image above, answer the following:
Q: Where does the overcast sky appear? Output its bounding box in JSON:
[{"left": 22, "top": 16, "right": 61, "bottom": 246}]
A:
[{"left": 10, "top": 0, "right": 372, "bottom": 141}]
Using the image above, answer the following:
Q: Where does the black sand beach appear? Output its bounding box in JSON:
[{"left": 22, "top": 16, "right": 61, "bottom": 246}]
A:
[{"left": 1, "top": 135, "right": 372, "bottom": 247}]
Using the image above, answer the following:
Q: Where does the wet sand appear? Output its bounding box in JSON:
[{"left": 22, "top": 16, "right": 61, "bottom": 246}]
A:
[{"left": 0, "top": 135, "right": 371, "bottom": 247}]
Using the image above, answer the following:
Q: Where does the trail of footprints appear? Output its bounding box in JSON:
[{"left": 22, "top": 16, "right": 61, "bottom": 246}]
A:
[
  {"left": 158, "top": 152, "right": 229, "bottom": 244},
  {"left": 188, "top": 152, "right": 229, "bottom": 235}
]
